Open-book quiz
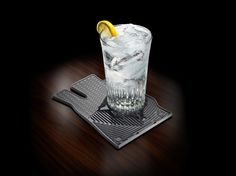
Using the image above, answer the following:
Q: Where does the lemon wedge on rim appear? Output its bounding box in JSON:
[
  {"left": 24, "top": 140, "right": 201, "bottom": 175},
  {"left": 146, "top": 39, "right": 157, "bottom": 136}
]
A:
[{"left": 96, "top": 20, "right": 118, "bottom": 37}]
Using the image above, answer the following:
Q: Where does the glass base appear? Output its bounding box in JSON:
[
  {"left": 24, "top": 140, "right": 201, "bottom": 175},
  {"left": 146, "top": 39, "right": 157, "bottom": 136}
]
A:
[{"left": 107, "top": 96, "right": 145, "bottom": 113}]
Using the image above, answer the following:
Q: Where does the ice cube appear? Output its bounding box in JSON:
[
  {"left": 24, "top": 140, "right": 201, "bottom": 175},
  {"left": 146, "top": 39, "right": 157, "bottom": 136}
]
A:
[
  {"left": 119, "top": 50, "right": 144, "bottom": 67},
  {"left": 104, "top": 51, "right": 113, "bottom": 62},
  {"left": 110, "top": 57, "right": 121, "bottom": 67},
  {"left": 110, "top": 57, "right": 123, "bottom": 71}
]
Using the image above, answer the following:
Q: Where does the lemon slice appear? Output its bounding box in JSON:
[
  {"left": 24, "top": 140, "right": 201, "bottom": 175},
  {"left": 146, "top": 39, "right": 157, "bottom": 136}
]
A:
[{"left": 96, "top": 20, "right": 118, "bottom": 37}]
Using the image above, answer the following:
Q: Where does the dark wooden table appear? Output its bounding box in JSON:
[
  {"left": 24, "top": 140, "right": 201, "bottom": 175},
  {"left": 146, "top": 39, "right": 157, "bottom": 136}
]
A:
[{"left": 30, "top": 56, "right": 188, "bottom": 176}]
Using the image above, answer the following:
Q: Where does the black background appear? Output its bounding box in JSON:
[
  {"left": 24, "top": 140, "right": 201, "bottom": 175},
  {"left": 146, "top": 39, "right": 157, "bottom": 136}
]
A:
[{"left": 3, "top": 3, "right": 225, "bottom": 175}]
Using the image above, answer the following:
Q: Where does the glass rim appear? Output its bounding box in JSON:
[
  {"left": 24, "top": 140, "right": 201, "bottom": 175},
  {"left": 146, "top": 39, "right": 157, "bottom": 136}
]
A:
[{"left": 99, "top": 24, "right": 153, "bottom": 48}]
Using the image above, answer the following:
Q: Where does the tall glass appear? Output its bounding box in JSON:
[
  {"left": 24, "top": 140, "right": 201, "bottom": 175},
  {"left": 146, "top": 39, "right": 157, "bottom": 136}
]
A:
[{"left": 100, "top": 24, "right": 152, "bottom": 113}]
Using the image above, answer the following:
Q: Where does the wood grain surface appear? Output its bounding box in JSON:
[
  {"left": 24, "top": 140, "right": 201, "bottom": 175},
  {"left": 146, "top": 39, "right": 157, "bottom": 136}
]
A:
[{"left": 30, "top": 56, "right": 188, "bottom": 176}]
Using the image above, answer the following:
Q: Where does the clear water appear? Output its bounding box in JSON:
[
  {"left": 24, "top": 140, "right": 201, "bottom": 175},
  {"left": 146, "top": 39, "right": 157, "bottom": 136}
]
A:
[{"left": 100, "top": 24, "right": 152, "bottom": 113}]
